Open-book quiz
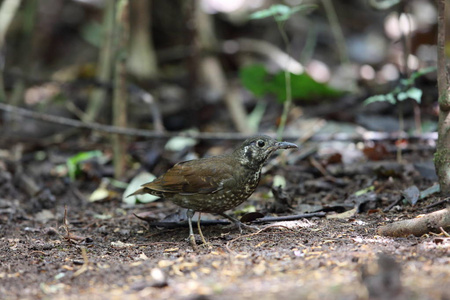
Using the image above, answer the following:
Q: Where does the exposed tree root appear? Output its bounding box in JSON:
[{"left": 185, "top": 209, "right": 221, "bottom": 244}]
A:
[{"left": 378, "top": 208, "right": 450, "bottom": 237}]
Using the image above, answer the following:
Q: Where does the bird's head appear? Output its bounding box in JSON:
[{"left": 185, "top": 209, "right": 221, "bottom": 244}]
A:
[{"left": 234, "top": 135, "right": 297, "bottom": 170}]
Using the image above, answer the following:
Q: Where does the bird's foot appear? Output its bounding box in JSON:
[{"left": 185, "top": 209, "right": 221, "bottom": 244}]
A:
[
  {"left": 233, "top": 221, "right": 260, "bottom": 233},
  {"left": 199, "top": 241, "right": 212, "bottom": 249},
  {"left": 188, "top": 234, "right": 198, "bottom": 249},
  {"left": 187, "top": 211, "right": 212, "bottom": 250},
  {"left": 187, "top": 209, "right": 199, "bottom": 249},
  {"left": 196, "top": 213, "right": 212, "bottom": 249},
  {"left": 186, "top": 234, "right": 212, "bottom": 250},
  {"left": 218, "top": 213, "right": 260, "bottom": 233}
]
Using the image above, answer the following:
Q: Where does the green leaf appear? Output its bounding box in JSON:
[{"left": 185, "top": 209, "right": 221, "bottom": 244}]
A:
[
  {"left": 363, "top": 94, "right": 388, "bottom": 105},
  {"left": 249, "top": 5, "right": 290, "bottom": 20},
  {"left": 66, "top": 150, "right": 103, "bottom": 181},
  {"left": 270, "top": 72, "right": 342, "bottom": 102},
  {"left": 239, "top": 64, "right": 271, "bottom": 97},
  {"left": 399, "top": 66, "right": 436, "bottom": 87},
  {"left": 405, "top": 87, "right": 422, "bottom": 103},
  {"left": 250, "top": 4, "right": 317, "bottom": 21},
  {"left": 364, "top": 93, "right": 397, "bottom": 105},
  {"left": 386, "top": 93, "right": 396, "bottom": 104},
  {"left": 409, "top": 66, "right": 436, "bottom": 82},
  {"left": 397, "top": 92, "right": 408, "bottom": 101},
  {"left": 354, "top": 185, "right": 374, "bottom": 196},
  {"left": 240, "top": 64, "right": 342, "bottom": 102},
  {"left": 249, "top": 8, "right": 277, "bottom": 20},
  {"left": 80, "top": 21, "right": 103, "bottom": 48},
  {"left": 270, "top": 4, "right": 291, "bottom": 15},
  {"left": 397, "top": 87, "right": 422, "bottom": 103},
  {"left": 274, "top": 4, "right": 318, "bottom": 21},
  {"left": 290, "top": 72, "right": 342, "bottom": 100},
  {"left": 270, "top": 4, "right": 292, "bottom": 21}
]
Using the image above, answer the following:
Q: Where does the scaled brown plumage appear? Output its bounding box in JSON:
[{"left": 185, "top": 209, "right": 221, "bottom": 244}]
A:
[{"left": 129, "top": 135, "right": 297, "bottom": 245}]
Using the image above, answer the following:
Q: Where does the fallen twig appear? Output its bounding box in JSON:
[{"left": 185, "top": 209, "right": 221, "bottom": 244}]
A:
[
  {"left": 61, "top": 206, "right": 86, "bottom": 242},
  {"left": 425, "top": 197, "right": 449, "bottom": 209},
  {"left": 73, "top": 247, "right": 90, "bottom": 277},
  {"left": 250, "top": 212, "right": 326, "bottom": 223},
  {"left": 439, "top": 227, "right": 450, "bottom": 237},
  {"left": 0, "top": 102, "right": 438, "bottom": 142},
  {"left": 134, "top": 242, "right": 179, "bottom": 246},
  {"left": 378, "top": 208, "right": 450, "bottom": 237},
  {"left": 139, "top": 212, "right": 326, "bottom": 228},
  {"left": 383, "top": 196, "right": 403, "bottom": 212}
]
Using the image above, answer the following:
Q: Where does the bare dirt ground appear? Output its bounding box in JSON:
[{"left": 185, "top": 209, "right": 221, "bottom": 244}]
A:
[
  {"left": 1, "top": 184, "right": 449, "bottom": 300},
  {"left": 0, "top": 142, "right": 449, "bottom": 300}
]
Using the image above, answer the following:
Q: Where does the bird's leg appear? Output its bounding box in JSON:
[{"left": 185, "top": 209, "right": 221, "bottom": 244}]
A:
[
  {"left": 218, "top": 212, "right": 259, "bottom": 233},
  {"left": 196, "top": 212, "right": 209, "bottom": 246},
  {"left": 186, "top": 209, "right": 197, "bottom": 248}
]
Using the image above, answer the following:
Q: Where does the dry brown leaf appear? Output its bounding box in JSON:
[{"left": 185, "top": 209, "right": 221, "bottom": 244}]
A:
[{"left": 326, "top": 208, "right": 357, "bottom": 219}]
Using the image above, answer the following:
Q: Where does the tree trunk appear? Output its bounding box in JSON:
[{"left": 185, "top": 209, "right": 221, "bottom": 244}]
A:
[
  {"left": 112, "top": 0, "right": 130, "bottom": 179},
  {"left": 84, "top": 0, "right": 115, "bottom": 122},
  {"left": 434, "top": 0, "right": 450, "bottom": 196},
  {"left": 127, "top": 0, "right": 158, "bottom": 79}
]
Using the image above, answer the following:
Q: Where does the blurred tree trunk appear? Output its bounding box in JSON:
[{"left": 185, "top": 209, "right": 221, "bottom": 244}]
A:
[
  {"left": 193, "top": 0, "right": 251, "bottom": 134},
  {"left": 0, "top": 0, "right": 23, "bottom": 101},
  {"left": 3, "top": 0, "right": 33, "bottom": 131},
  {"left": 10, "top": 0, "right": 36, "bottom": 103},
  {"left": 112, "top": 0, "right": 130, "bottom": 179},
  {"left": 127, "top": 0, "right": 158, "bottom": 79},
  {"left": 84, "top": 0, "right": 115, "bottom": 122},
  {"left": 435, "top": 0, "right": 450, "bottom": 196}
]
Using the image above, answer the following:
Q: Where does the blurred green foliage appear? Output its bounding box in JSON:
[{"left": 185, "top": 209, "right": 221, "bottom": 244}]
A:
[
  {"left": 239, "top": 64, "right": 342, "bottom": 102},
  {"left": 364, "top": 66, "right": 436, "bottom": 105},
  {"left": 67, "top": 150, "right": 104, "bottom": 181},
  {"left": 249, "top": 4, "right": 317, "bottom": 22}
]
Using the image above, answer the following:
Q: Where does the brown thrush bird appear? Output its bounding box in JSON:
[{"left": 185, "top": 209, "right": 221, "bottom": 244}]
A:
[{"left": 129, "top": 135, "right": 297, "bottom": 245}]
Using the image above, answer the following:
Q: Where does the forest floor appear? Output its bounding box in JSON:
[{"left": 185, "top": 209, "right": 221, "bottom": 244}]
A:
[{"left": 0, "top": 144, "right": 449, "bottom": 300}]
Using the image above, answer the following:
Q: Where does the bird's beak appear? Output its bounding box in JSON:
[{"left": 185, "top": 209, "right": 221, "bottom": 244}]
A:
[{"left": 275, "top": 141, "right": 298, "bottom": 150}]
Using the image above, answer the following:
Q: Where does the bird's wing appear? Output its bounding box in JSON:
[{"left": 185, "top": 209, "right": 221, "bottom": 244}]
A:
[{"left": 141, "top": 158, "right": 235, "bottom": 195}]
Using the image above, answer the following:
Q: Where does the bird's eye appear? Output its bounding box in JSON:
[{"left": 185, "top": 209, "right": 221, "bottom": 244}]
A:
[{"left": 257, "top": 140, "right": 265, "bottom": 147}]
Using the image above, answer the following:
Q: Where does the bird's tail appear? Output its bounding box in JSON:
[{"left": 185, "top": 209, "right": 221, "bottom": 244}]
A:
[{"left": 126, "top": 188, "right": 146, "bottom": 198}]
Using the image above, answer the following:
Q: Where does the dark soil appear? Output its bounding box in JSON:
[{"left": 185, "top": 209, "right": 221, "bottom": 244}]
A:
[
  {"left": 0, "top": 1, "right": 446, "bottom": 299},
  {"left": 1, "top": 148, "right": 449, "bottom": 300}
]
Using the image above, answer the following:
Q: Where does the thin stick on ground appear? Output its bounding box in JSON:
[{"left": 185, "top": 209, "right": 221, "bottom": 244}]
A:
[
  {"left": 73, "top": 247, "right": 90, "bottom": 277},
  {"left": 439, "top": 227, "right": 450, "bottom": 237},
  {"left": 62, "top": 205, "right": 70, "bottom": 240},
  {"left": 61, "top": 206, "right": 86, "bottom": 243},
  {"left": 425, "top": 197, "right": 449, "bottom": 209}
]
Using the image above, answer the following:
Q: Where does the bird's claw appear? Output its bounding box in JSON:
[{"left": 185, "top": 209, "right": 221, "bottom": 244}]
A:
[
  {"left": 188, "top": 234, "right": 197, "bottom": 249},
  {"left": 232, "top": 221, "right": 260, "bottom": 233}
]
